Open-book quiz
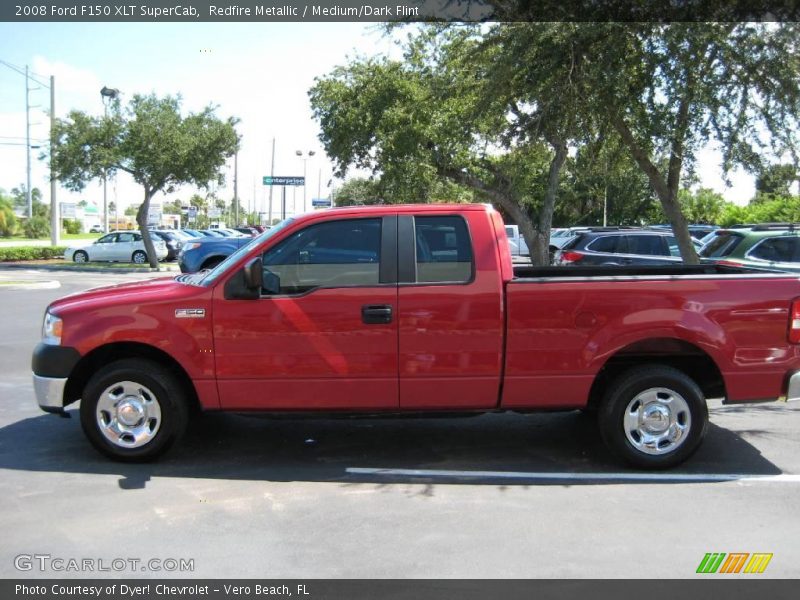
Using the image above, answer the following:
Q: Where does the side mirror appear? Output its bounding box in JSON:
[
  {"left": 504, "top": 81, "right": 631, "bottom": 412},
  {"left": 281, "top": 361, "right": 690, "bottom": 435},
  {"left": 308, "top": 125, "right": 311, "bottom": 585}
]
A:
[
  {"left": 263, "top": 270, "right": 281, "bottom": 295},
  {"left": 243, "top": 257, "right": 263, "bottom": 289}
]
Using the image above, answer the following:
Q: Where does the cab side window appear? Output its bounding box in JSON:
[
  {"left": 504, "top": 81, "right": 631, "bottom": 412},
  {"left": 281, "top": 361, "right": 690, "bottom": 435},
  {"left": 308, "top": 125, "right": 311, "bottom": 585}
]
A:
[
  {"left": 261, "top": 218, "right": 382, "bottom": 295},
  {"left": 414, "top": 216, "right": 473, "bottom": 283}
]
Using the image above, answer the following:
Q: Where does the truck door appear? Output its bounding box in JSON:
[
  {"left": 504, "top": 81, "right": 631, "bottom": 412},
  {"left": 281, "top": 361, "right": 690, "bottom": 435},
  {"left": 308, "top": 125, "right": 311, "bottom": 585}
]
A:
[
  {"left": 213, "top": 215, "right": 399, "bottom": 410},
  {"left": 397, "top": 212, "right": 505, "bottom": 409}
]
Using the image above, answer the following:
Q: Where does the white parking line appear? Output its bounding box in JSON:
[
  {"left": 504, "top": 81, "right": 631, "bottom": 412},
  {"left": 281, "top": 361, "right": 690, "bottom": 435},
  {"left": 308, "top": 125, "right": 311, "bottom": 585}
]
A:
[{"left": 346, "top": 467, "right": 800, "bottom": 483}]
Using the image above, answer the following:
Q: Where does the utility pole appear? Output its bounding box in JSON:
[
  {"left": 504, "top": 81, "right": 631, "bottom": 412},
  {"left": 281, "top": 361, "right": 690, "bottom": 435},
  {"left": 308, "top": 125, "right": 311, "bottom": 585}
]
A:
[
  {"left": 0, "top": 60, "right": 52, "bottom": 227},
  {"left": 233, "top": 146, "right": 239, "bottom": 226},
  {"left": 49, "top": 75, "right": 58, "bottom": 246},
  {"left": 100, "top": 86, "right": 119, "bottom": 233},
  {"left": 296, "top": 150, "right": 315, "bottom": 212},
  {"left": 268, "top": 137, "right": 275, "bottom": 223},
  {"left": 25, "top": 65, "right": 32, "bottom": 218}
]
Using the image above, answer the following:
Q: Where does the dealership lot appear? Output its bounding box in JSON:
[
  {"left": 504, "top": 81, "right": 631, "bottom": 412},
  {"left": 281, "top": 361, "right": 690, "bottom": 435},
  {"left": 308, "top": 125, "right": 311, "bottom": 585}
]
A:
[{"left": 1, "top": 269, "right": 799, "bottom": 578}]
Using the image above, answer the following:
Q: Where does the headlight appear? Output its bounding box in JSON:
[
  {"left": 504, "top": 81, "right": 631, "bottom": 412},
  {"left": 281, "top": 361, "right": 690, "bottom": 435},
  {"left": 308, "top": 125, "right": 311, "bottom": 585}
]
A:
[
  {"left": 42, "top": 312, "right": 63, "bottom": 346},
  {"left": 183, "top": 242, "right": 202, "bottom": 252}
]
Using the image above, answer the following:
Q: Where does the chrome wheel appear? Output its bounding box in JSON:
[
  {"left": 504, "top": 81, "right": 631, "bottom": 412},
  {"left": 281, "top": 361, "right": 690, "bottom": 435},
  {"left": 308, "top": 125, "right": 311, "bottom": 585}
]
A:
[
  {"left": 132, "top": 251, "right": 147, "bottom": 264},
  {"left": 623, "top": 387, "right": 691, "bottom": 455},
  {"left": 73, "top": 251, "right": 88, "bottom": 263},
  {"left": 95, "top": 381, "right": 162, "bottom": 448}
]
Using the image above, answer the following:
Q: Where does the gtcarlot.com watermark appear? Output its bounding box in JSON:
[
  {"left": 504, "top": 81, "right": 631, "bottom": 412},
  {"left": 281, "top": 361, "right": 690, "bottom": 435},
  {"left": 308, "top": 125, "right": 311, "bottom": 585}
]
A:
[{"left": 14, "top": 553, "right": 194, "bottom": 573}]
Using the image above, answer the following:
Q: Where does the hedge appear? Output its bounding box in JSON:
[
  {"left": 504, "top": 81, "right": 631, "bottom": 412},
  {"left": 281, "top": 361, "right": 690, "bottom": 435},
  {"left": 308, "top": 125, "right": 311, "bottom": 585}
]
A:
[{"left": 0, "top": 246, "right": 67, "bottom": 262}]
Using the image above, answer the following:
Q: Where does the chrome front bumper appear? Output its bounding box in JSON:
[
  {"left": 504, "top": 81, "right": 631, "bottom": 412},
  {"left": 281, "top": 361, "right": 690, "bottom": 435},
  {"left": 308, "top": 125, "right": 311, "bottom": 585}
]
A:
[
  {"left": 786, "top": 372, "right": 800, "bottom": 402},
  {"left": 33, "top": 374, "right": 68, "bottom": 414}
]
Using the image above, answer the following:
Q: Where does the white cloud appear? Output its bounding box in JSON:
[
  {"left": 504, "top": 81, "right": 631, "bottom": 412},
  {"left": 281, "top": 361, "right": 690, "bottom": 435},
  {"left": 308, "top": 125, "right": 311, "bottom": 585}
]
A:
[{"left": 30, "top": 56, "right": 101, "bottom": 101}]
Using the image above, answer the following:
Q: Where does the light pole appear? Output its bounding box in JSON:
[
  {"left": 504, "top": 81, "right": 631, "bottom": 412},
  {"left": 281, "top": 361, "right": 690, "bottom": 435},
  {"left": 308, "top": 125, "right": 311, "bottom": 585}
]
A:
[
  {"left": 295, "top": 150, "right": 315, "bottom": 212},
  {"left": 100, "top": 86, "right": 119, "bottom": 233},
  {"left": 0, "top": 60, "right": 59, "bottom": 245}
]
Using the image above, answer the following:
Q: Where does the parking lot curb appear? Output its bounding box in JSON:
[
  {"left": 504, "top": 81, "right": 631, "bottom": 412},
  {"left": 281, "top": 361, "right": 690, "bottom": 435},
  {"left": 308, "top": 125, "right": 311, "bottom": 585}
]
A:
[
  {"left": 0, "top": 279, "right": 61, "bottom": 290},
  {"left": 0, "top": 262, "right": 179, "bottom": 274}
]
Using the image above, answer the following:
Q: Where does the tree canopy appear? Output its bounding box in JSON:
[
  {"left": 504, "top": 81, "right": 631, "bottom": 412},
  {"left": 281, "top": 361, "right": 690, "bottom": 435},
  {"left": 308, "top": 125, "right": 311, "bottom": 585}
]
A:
[
  {"left": 311, "top": 23, "right": 800, "bottom": 264},
  {"left": 49, "top": 94, "right": 239, "bottom": 266}
]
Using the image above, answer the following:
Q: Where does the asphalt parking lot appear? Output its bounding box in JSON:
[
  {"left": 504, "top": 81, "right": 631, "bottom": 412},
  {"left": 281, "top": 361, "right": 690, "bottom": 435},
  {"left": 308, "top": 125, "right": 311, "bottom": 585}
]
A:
[{"left": 1, "top": 268, "right": 799, "bottom": 578}]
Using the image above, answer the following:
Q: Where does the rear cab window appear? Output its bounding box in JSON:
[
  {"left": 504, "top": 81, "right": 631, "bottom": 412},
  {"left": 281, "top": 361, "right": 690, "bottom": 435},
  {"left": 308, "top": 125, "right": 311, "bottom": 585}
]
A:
[{"left": 413, "top": 215, "right": 474, "bottom": 284}]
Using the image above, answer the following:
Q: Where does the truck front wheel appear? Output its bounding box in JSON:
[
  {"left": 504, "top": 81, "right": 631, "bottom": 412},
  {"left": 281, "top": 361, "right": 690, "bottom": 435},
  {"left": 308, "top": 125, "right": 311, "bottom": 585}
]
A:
[
  {"left": 598, "top": 365, "right": 708, "bottom": 469},
  {"left": 80, "top": 358, "right": 188, "bottom": 462}
]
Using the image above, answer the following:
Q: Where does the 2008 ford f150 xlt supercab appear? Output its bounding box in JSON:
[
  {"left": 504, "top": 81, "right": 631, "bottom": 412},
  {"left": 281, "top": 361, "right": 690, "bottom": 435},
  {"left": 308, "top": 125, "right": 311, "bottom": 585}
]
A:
[{"left": 32, "top": 204, "right": 800, "bottom": 467}]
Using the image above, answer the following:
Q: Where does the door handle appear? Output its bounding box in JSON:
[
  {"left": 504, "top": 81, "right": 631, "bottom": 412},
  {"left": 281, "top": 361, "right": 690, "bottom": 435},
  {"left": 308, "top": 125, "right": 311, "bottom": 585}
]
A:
[{"left": 362, "top": 304, "right": 393, "bottom": 324}]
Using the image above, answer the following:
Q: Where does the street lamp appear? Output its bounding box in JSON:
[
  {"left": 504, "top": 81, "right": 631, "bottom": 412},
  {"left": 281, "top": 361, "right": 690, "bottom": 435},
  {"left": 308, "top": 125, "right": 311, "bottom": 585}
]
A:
[
  {"left": 295, "top": 150, "right": 315, "bottom": 212},
  {"left": 100, "top": 86, "right": 119, "bottom": 233}
]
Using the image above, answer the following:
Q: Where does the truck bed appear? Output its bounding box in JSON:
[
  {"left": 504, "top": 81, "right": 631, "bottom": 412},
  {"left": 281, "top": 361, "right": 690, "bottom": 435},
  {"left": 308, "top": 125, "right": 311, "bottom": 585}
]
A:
[{"left": 502, "top": 263, "right": 800, "bottom": 411}]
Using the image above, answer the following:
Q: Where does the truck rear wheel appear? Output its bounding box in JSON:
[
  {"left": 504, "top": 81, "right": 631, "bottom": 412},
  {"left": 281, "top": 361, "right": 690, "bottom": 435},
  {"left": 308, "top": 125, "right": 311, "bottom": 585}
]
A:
[
  {"left": 598, "top": 365, "right": 708, "bottom": 469},
  {"left": 80, "top": 358, "right": 188, "bottom": 462}
]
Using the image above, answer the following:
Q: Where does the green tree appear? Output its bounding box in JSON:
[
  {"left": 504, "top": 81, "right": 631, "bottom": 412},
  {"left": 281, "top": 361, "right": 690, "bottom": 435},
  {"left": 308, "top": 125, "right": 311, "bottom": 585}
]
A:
[
  {"left": 592, "top": 23, "right": 799, "bottom": 262},
  {"left": 747, "top": 195, "right": 800, "bottom": 224},
  {"left": 162, "top": 199, "right": 184, "bottom": 214},
  {"left": 557, "top": 132, "right": 656, "bottom": 226},
  {"left": 63, "top": 219, "right": 83, "bottom": 234},
  {"left": 310, "top": 28, "right": 581, "bottom": 264},
  {"left": 753, "top": 164, "right": 797, "bottom": 200},
  {"left": 189, "top": 193, "right": 209, "bottom": 228},
  {"left": 647, "top": 188, "right": 726, "bottom": 225},
  {"left": 717, "top": 203, "right": 751, "bottom": 227},
  {"left": 0, "top": 193, "right": 17, "bottom": 237},
  {"left": 10, "top": 185, "right": 42, "bottom": 213},
  {"left": 49, "top": 94, "right": 239, "bottom": 266},
  {"left": 124, "top": 204, "right": 139, "bottom": 217},
  {"left": 332, "top": 178, "right": 383, "bottom": 206},
  {"left": 229, "top": 195, "right": 244, "bottom": 226},
  {"left": 24, "top": 216, "right": 50, "bottom": 239},
  {"left": 315, "top": 23, "right": 800, "bottom": 264}
]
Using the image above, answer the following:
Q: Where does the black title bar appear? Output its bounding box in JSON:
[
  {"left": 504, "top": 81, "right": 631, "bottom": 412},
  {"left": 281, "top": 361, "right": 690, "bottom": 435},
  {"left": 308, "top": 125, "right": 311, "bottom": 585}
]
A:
[
  {"left": 3, "top": 1, "right": 799, "bottom": 22},
  {"left": 4, "top": 580, "right": 800, "bottom": 600}
]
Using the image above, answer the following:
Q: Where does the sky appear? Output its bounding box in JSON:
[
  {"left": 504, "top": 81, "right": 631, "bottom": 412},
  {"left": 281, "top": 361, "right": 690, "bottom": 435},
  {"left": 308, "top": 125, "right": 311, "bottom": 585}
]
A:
[
  {"left": 0, "top": 22, "right": 397, "bottom": 219},
  {"left": 0, "top": 22, "right": 757, "bottom": 221}
]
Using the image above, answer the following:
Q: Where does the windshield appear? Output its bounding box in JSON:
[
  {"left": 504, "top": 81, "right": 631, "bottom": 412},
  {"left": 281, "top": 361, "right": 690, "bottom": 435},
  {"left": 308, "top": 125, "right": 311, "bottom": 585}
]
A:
[{"left": 197, "top": 218, "right": 295, "bottom": 287}]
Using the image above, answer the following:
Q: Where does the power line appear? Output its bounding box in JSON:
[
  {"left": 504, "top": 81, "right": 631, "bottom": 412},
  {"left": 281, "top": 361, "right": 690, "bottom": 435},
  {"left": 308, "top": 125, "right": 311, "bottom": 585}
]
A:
[{"left": 0, "top": 59, "right": 50, "bottom": 87}]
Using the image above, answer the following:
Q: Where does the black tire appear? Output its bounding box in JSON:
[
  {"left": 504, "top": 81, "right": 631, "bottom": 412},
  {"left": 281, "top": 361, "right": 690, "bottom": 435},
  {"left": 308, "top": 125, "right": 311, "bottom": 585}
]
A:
[
  {"left": 73, "top": 250, "right": 88, "bottom": 263},
  {"left": 80, "top": 358, "right": 188, "bottom": 462},
  {"left": 598, "top": 365, "right": 708, "bottom": 469},
  {"left": 132, "top": 250, "right": 147, "bottom": 264}
]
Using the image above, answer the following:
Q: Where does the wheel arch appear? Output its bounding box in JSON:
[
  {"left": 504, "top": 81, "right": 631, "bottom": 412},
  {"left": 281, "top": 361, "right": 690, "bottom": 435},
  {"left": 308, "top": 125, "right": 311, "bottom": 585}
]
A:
[
  {"left": 200, "top": 254, "right": 227, "bottom": 269},
  {"left": 587, "top": 337, "right": 726, "bottom": 410},
  {"left": 64, "top": 341, "right": 200, "bottom": 412}
]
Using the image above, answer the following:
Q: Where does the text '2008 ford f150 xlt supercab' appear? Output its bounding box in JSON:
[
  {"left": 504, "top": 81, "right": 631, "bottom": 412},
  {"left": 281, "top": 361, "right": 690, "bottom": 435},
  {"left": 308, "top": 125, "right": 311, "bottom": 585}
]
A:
[{"left": 32, "top": 204, "right": 800, "bottom": 467}]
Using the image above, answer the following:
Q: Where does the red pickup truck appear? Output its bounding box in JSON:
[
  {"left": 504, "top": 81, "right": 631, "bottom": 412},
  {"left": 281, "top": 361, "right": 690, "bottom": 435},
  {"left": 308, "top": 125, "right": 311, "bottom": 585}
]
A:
[{"left": 32, "top": 204, "right": 800, "bottom": 468}]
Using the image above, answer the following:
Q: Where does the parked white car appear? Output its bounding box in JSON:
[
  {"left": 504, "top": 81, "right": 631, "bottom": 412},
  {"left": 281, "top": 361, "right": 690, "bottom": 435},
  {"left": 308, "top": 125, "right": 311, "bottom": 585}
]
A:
[
  {"left": 505, "top": 225, "right": 529, "bottom": 256},
  {"left": 64, "top": 231, "right": 168, "bottom": 264}
]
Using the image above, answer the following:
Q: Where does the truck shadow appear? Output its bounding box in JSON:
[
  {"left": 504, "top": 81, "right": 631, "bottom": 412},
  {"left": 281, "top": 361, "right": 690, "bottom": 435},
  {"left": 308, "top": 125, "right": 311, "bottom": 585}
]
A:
[{"left": 0, "top": 407, "right": 784, "bottom": 489}]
